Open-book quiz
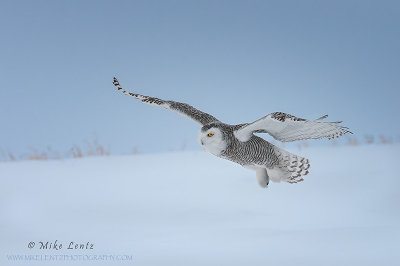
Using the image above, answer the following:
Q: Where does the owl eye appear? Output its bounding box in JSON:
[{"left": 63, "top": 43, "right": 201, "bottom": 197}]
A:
[{"left": 207, "top": 133, "right": 214, "bottom": 137}]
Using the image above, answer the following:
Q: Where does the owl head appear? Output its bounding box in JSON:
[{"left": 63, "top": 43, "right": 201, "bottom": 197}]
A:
[{"left": 198, "top": 124, "right": 227, "bottom": 156}]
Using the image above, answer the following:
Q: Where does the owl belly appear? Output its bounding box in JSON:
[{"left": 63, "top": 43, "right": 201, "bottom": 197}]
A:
[{"left": 221, "top": 137, "right": 279, "bottom": 168}]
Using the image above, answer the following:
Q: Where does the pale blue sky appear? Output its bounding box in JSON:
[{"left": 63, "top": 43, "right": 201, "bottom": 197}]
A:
[{"left": 1, "top": 0, "right": 399, "bottom": 155}]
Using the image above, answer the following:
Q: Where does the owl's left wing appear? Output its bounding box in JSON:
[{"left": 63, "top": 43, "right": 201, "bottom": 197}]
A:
[
  {"left": 234, "top": 112, "right": 352, "bottom": 142},
  {"left": 113, "top": 77, "right": 219, "bottom": 126}
]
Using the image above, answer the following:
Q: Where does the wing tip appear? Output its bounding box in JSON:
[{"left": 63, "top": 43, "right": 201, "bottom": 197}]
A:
[
  {"left": 112, "top": 77, "right": 120, "bottom": 87},
  {"left": 315, "top": 114, "right": 329, "bottom": 121},
  {"left": 327, "top": 127, "right": 353, "bottom": 140}
]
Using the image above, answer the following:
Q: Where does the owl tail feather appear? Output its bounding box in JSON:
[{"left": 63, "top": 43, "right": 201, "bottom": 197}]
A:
[{"left": 267, "top": 150, "right": 310, "bottom": 184}]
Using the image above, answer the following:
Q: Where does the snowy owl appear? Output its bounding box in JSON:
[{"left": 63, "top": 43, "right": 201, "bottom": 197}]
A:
[{"left": 113, "top": 77, "right": 352, "bottom": 188}]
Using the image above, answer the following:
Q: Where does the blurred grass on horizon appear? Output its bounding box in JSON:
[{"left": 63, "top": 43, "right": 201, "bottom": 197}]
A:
[{"left": 1, "top": 134, "right": 399, "bottom": 163}]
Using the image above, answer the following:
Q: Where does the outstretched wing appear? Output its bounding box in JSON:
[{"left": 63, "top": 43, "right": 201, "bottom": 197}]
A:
[
  {"left": 234, "top": 112, "right": 352, "bottom": 142},
  {"left": 113, "top": 77, "right": 219, "bottom": 126}
]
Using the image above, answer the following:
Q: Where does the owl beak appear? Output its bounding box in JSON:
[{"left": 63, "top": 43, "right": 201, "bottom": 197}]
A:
[{"left": 200, "top": 140, "right": 204, "bottom": 145}]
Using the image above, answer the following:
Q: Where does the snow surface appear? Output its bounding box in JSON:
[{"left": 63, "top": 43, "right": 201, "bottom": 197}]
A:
[{"left": 1, "top": 145, "right": 399, "bottom": 265}]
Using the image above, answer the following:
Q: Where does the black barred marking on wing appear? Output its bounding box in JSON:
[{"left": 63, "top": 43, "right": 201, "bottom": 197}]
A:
[
  {"left": 271, "top": 112, "right": 306, "bottom": 122},
  {"left": 112, "top": 77, "right": 120, "bottom": 86},
  {"left": 112, "top": 77, "right": 219, "bottom": 125},
  {"left": 143, "top": 97, "right": 164, "bottom": 105},
  {"left": 168, "top": 101, "right": 219, "bottom": 125},
  {"left": 315, "top": 114, "right": 329, "bottom": 121},
  {"left": 113, "top": 77, "right": 166, "bottom": 106},
  {"left": 327, "top": 126, "right": 353, "bottom": 140}
]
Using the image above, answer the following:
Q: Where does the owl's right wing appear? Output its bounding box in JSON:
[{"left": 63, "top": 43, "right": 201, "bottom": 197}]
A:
[
  {"left": 234, "top": 112, "right": 352, "bottom": 142},
  {"left": 113, "top": 77, "right": 220, "bottom": 126}
]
